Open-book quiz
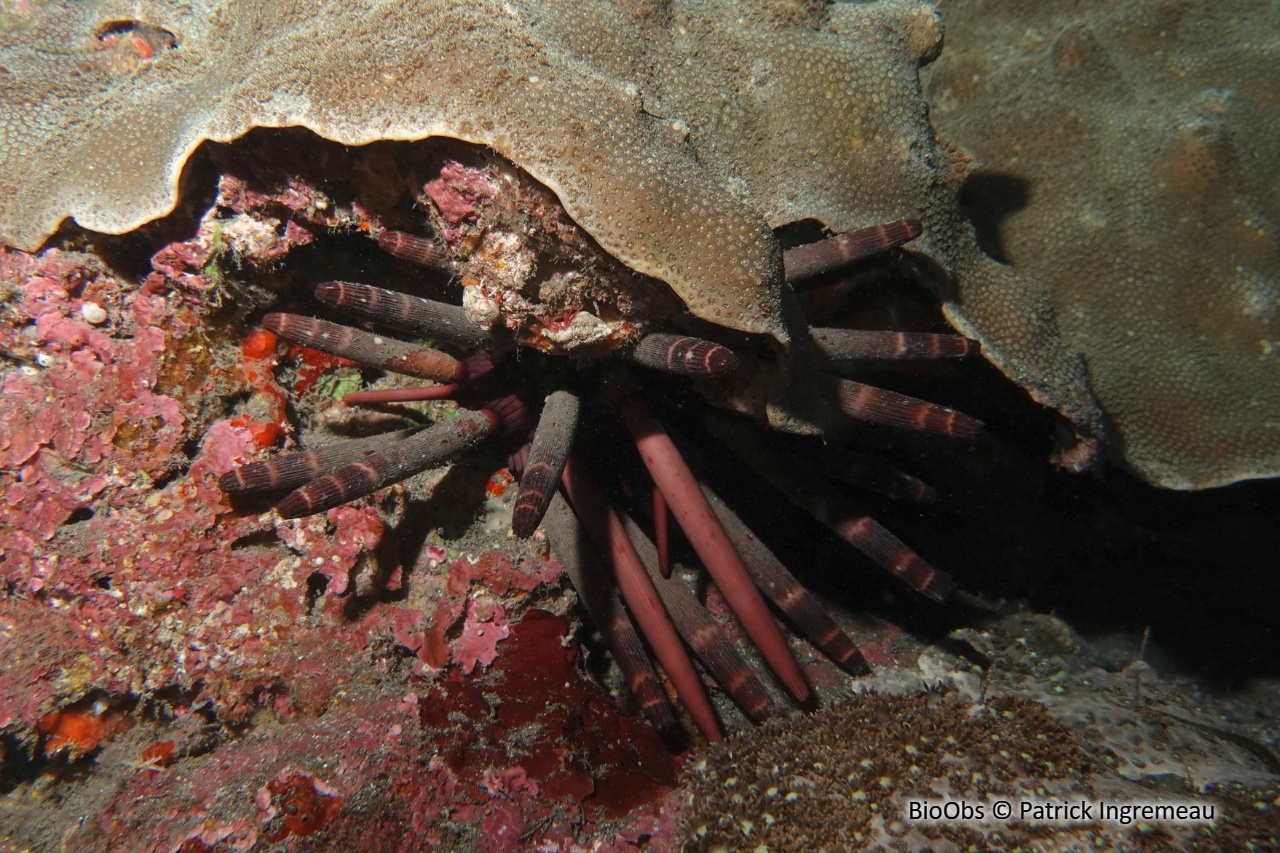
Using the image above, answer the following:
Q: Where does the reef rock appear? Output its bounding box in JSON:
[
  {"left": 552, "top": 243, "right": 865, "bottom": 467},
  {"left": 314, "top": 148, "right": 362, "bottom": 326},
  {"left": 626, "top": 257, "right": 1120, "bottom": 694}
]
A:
[
  {"left": 0, "top": 0, "right": 1101, "bottom": 454},
  {"left": 925, "top": 0, "right": 1280, "bottom": 488}
]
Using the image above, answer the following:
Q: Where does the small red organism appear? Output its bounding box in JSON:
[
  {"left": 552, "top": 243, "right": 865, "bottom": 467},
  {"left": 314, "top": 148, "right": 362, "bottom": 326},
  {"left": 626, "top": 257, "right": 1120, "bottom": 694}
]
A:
[
  {"left": 228, "top": 325, "right": 290, "bottom": 447},
  {"left": 241, "top": 328, "right": 278, "bottom": 360},
  {"left": 531, "top": 307, "right": 582, "bottom": 334},
  {"left": 247, "top": 420, "right": 284, "bottom": 449},
  {"left": 263, "top": 770, "right": 343, "bottom": 838},
  {"left": 286, "top": 342, "right": 357, "bottom": 394},
  {"left": 486, "top": 468, "right": 515, "bottom": 497},
  {"left": 39, "top": 708, "right": 105, "bottom": 756},
  {"left": 132, "top": 740, "right": 177, "bottom": 771},
  {"left": 227, "top": 414, "right": 283, "bottom": 451},
  {"left": 131, "top": 35, "right": 154, "bottom": 60}
]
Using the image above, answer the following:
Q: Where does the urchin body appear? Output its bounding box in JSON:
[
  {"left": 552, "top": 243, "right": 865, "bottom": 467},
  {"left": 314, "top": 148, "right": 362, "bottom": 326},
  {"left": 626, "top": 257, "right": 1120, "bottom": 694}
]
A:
[{"left": 219, "top": 143, "right": 983, "bottom": 742}]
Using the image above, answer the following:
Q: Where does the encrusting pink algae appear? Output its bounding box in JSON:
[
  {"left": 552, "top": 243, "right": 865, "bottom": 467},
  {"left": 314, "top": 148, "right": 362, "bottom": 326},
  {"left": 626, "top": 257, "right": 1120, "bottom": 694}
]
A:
[{"left": 0, "top": 188, "right": 687, "bottom": 848}]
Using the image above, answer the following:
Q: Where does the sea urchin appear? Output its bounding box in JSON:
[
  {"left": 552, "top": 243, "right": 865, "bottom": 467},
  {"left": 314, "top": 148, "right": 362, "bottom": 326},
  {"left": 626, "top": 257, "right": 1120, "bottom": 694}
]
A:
[{"left": 218, "top": 143, "right": 983, "bottom": 743}]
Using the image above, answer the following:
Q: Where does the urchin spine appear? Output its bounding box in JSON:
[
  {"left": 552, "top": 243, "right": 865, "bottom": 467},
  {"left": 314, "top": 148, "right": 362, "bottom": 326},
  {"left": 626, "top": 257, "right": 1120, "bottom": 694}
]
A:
[
  {"left": 219, "top": 428, "right": 421, "bottom": 495},
  {"left": 264, "top": 313, "right": 465, "bottom": 382},
  {"left": 833, "top": 378, "right": 985, "bottom": 438},
  {"left": 630, "top": 333, "right": 739, "bottom": 377},
  {"left": 376, "top": 229, "right": 450, "bottom": 271},
  {"left": 560, "top": 454, "right": 723, "bottom": 742},
  {"left": 276, "top": 410, "right": 495, "bottom": 517},
  {"left": 512, "top": 390, "right": 580, "bottom": 538},
  {"left": 784, "top": 218, "right": 923, "bottom": 282},
  {"left": 610, "top": 386, "right": 811, "bottom": 704},
  {"left": 621, "top": 512, "right": 779, "bottom": 722},
  {"left": 812, "top": 328, "right": 977, "bottom": 361},
  {"left": 314, "top": 281, "right": 491, "bottom": 348},
  {"left": 541, "top": 495, "right": 680, "bottom": 740},
  {"left": 702, "top": 485, "right": 870, "bottom": 677}
]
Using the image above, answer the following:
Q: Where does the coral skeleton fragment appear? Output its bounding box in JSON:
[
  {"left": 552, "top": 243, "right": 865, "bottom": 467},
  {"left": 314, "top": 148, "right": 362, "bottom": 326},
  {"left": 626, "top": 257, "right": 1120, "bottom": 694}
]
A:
[{"left": 218, "top": 148, "right": 984, "bottom": 741}]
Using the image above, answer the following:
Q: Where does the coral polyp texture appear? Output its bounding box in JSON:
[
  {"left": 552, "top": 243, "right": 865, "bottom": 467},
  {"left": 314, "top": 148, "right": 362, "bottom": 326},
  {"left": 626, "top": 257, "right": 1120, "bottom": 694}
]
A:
[
  {"left": 678, "top": 687, "right": 1278, "bottom": 852},
  {"left": 924, "top": 0, "right": 1280, "bottom": 488}
]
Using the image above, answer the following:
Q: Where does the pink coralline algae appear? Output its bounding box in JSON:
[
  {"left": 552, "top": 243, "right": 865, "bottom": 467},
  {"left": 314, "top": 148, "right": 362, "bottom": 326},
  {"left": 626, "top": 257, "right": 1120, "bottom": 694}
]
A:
[
  {"left": 0, "top": 208, "right": 685, "bottom": 847},
  {"left": 1, "top": 252, "right": 181, "bottom": 545},
  {"left": 0, "top": 239, "right": 383, "bottom": 723},
  {"left": 425, "top": 159, "right": 497, "bottom": 240},
  {"left": 44, "top": 611, "right": 680, "bottom": 852},
  {"left": 452, "top": 597, "right": 511, "bottom": 673},
  {"left": 259, "top": 769, "right": 344, "bottom": 840}
]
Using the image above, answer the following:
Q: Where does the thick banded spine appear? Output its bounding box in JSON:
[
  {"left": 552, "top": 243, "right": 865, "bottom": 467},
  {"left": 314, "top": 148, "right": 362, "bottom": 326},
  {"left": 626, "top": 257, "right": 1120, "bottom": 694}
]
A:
[
  {"left": 835, "top": 515, "right": 952, "bottom": 603},
  {"left": 481, "top": 392, "right": 534, "bottom": 439},
  {"left": 275, "top": 410, "right": 495, "bottom": 517},
  {"left": 630, "top": 333, "right": 738, "bottom": 377},
  {"left": 610, "top": 387, "right": 810, "bottom": 704},
  {"left": 560, "top": 455, "right": 722, "bottom": 742},
  {"left": 620, "top": 512, "right": 779, "bottom": 723},
  {"left": 376, "top": 229, "right": 450, "bottom": 270},
  {"left": 705, "top": 414, "right": 954, "bottom": 603},
  {"left": 512, "top": 390, "right": 579, "bottom": 538},
  {"left": 314, "top": 282, "right": 491, "bottom": 348},
  {"left": 263, "top": 313, "right": 464, "bottom": 382},
  {"left": 219, "top": 428, "right": 420, "bottom": 495},
  {"left": 811, "top": 328, "right": 977, "bottom": 361},
  {"left": 784, "top": 218, "right": 923, "bottom": 283},
  {"left": 540, "top": 495, "right": 678, "bottom": 740},
  {"left": 701, "top": 486, "right": 870, "bottom": 677},
  {"left": 822, "top": 446, "right": 937, "bottom": 504},
  {"left": 834, "top": 378, "right": 985, "bottom": 438}
]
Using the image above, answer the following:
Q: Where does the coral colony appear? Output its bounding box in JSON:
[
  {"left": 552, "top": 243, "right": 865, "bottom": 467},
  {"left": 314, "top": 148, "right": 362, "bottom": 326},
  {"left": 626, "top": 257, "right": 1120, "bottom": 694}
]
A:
[
  {"left": 0, "top": 0, "right": 1104, "bottom": 470},
  {"left": 924, "top": 0, "right": 1280, "bottom": 487}
]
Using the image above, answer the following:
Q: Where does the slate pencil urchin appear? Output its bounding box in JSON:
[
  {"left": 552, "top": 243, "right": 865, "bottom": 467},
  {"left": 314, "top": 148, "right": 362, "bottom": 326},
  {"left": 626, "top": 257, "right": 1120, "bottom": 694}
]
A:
[{"left": 218, "top": 143, "right": 986, "bottom": 743}]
